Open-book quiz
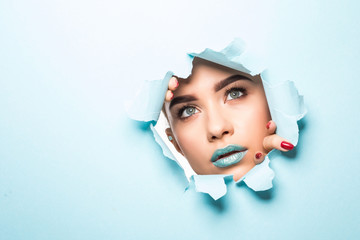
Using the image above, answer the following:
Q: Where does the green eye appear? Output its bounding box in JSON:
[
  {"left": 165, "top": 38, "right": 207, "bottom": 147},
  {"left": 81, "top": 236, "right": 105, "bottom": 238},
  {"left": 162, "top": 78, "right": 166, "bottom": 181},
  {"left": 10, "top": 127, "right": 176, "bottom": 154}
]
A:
[
  {"left": 226, "top": 88, "right": 244, "bottom": 100},
  {"left": 180, "top": 107, "right": 198, "bottom": 118}
]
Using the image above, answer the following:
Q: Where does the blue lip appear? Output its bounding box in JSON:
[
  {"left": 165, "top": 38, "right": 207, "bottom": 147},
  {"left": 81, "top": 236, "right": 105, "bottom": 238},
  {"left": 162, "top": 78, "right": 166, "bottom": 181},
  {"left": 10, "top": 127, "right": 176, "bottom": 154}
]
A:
[{"left": 211, "top": 144, "right": 248, "bottom": 168}]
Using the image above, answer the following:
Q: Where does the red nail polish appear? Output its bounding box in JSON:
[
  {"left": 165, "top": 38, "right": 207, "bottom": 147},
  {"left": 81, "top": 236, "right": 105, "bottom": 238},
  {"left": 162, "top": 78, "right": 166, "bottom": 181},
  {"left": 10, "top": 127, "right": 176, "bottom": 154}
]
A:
[
  {"left": 266, "top": 121, "right": 271, "bottom": 129},
  {"left": 255, "top": 152, "right": 262, "bottom": 159},
  {"left": 281, "top": 141, "right": 294, "bottom": 150},
  {"left": 175, "top": 79, "right": 179, "bottom": 88},
  {"left": 170, "top": 92, "right": 174, "bottom": 100}
]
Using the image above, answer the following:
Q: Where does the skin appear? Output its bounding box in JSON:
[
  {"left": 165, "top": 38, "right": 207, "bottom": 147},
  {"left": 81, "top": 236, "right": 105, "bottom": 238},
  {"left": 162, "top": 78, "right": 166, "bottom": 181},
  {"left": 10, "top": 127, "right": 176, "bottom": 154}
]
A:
[{"left": 164, "top": 58, "right": 293, "bottom": 181}]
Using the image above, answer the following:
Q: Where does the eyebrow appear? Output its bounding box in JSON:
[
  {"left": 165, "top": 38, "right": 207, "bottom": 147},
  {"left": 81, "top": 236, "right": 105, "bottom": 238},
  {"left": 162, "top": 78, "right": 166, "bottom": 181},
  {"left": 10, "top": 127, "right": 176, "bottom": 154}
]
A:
[
  {"left": 214, "top": 74, "right": 252, "bottom": 92},
  {"left": 169, "top": 95, "right": 198, "bottom": 109},
  {"left": 169, "top": 74, "right": 252, "bottom": 109}
]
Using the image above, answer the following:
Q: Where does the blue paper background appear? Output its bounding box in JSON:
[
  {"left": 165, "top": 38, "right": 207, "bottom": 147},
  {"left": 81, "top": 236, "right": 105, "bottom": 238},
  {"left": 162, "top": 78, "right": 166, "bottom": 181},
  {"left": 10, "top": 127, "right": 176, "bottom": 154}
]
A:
[{"left": 1, "top": 0, "right": 359, "bottom": 239}]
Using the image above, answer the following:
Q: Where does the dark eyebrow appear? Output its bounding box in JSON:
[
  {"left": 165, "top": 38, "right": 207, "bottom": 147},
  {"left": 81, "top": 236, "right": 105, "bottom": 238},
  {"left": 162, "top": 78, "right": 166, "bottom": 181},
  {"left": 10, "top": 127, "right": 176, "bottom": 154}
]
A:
[
  {"left": 169, "top": 95, "right": 197, "bottom": 109},
  {"left": 214, "top": 74, "right": 252, "bottom": 92}
]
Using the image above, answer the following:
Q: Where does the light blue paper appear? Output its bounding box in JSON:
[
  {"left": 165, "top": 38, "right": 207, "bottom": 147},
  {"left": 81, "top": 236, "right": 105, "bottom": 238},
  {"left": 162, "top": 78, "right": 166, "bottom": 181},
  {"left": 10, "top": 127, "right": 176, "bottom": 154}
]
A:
[
  {"left": 127, "top": 38, "right": 306, "bottom": 200},
  {"left": 150, "top": 123, "right": 181, "bottom": 167},
  {"left": 192, "top": 175, "right": 232, "bottom": 201},
  {"left": 262, "top": 72, "right": 307, "bottom": 145},
  {"left": 188, "top": 38, "right": 252, "bottom": 74},
  {"left": 125, "top": 71, "right": 173, "bottom": 123},
  {"left": 240, "top": 156, "right": 275, "bottom": 191},
  {"left": 190, "top": 156, "right": 274, "bottom": 200}
]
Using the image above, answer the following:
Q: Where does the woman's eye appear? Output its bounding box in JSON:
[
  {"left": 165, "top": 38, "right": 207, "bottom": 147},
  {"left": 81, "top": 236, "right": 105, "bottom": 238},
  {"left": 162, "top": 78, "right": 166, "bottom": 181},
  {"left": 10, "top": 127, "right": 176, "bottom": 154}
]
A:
[
  {"left": 226, "top": 89, "right": 244, "bottom": 101},
  {"left": 180, "top": 107, "right": 198, "bottom": 118}
]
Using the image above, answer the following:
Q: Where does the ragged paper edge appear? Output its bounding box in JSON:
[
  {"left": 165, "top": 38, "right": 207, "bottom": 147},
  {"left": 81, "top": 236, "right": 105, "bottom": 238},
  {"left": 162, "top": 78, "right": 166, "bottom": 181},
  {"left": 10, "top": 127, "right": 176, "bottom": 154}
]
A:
[
  {"left": 189, "top": 157, "right": 274, "bottom": 201},
  {"left": 126, "top": 38, "right": 306, "bottom": 200},
  {"left": 240, "top": 155, "right": 275, "bottom": 190},
  {"left": 125, "top": 71, "right": 173, "bottom": 123},
  {"left": 262, "top": 72, "right": 307, "bottom": 146},
  {"left": 192, "top": 175, "right": 232, "bottom": 201},
  {"left": 150, "top": 123, "right": 182, "bottom": 168}
]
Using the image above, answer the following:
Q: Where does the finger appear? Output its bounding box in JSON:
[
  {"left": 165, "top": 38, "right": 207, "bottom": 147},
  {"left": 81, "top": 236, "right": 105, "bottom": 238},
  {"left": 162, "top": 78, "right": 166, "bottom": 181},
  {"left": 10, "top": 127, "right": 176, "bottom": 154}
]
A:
[
  {"left": 266, "top": 120, "right": 276, "bottom": 135},
  {"left": 165, "top": 90, "right": 174, "bottom": 102},
  {"left": 263, "top": 134, "right": 294, "bottom": 152},
  {"left": 254, "top": 151, "right": 266, "bottom": 165},
  {"left": 168, "top": 77, "right": 179, "bottom": 91}
]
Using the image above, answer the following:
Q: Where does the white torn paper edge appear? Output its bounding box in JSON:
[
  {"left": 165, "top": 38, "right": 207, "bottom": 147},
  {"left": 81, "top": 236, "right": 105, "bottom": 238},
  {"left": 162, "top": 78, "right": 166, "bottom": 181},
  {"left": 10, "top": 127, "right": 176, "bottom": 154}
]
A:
[
  {"left": 126, "top": 38, "right": 306, "bottom": 200},
  {"left": 192, "top": 175, "right": 231, "bottom": 201},
  {"left": 189, "top": 156, "right": 274, "bottom": 201},
  {"left": 150, "top": 123, "right": 180, "bottom": 167},
  {"left": 240, "top": 156, "right": 275, "bottom": 191},
  {"left": 125, "top": 71, "right": 174, "bottom": 123}
]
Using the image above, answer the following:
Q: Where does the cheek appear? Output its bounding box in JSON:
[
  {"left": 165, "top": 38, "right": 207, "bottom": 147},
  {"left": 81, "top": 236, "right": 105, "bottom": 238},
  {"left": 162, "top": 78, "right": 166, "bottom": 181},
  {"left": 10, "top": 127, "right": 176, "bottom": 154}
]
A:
[
  {"left": 231, "top": 97, "right": 271, "bottom": 148},
  {"left": 175, "top": 125, "right": 199, "bottom": 151},
  {"left": 173, "top": 122, "right": 209, "bottom": 171}
]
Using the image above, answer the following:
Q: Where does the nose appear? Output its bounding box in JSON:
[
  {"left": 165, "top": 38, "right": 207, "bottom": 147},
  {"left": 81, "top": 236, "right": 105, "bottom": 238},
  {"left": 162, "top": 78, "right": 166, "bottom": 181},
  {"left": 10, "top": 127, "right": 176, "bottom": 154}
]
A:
[{"left": 206, "top": 107, "right": 234, "bottom": 142}]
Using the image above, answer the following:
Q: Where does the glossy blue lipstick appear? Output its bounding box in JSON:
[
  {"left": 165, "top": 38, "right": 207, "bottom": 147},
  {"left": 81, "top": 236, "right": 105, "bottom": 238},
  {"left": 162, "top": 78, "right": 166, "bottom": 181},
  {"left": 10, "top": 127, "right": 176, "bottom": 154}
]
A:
[{"left": 211, "top": 144, "right": 248, "bottom": 168}]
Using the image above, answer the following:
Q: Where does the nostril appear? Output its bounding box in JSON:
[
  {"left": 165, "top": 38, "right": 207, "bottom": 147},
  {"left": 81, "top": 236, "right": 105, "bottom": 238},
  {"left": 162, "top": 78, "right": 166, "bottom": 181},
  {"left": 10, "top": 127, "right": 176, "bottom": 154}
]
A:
[{"left": 211, "top": 131, "right": 230, "bottom": 140}]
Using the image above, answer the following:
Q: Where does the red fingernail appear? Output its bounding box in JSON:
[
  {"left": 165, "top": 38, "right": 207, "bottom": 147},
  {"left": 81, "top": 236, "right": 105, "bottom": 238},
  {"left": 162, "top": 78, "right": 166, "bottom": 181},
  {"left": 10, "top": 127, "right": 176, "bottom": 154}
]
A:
[
  {"left": 170, "top": 92, "right": 174, "bottom": 100},
  {"left": 281, "top": 141, "right": 294, "bottom": 150},
  {"left": 175, "top": 79, "right": 179, "bottom": 88},
  {"left": 255, "top": 152, "right": 262, "bottom": 159},
  {"left": 266, "top": 121, "right": 271, "bottom": 129}
]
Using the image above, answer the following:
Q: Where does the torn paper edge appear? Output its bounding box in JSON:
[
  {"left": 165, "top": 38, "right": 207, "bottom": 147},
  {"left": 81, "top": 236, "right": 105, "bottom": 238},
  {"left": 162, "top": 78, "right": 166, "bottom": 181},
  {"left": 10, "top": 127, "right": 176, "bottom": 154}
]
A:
[{"left": 126, "top": 38, "right": 306, "bottom": 200}]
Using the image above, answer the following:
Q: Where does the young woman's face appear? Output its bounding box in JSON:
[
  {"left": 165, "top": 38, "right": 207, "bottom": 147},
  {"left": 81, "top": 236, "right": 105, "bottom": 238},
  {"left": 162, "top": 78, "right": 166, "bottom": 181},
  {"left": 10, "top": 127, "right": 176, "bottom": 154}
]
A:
[{"left": 164, "top": 59, "right": 271, "bottom": 180}]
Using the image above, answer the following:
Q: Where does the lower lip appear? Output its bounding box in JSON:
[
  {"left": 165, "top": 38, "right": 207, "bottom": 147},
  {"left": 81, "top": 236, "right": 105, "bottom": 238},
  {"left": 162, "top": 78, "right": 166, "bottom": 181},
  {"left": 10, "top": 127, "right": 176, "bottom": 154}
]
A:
[{"left": 212, "top": 150, "right": 248, "bottom": 168}]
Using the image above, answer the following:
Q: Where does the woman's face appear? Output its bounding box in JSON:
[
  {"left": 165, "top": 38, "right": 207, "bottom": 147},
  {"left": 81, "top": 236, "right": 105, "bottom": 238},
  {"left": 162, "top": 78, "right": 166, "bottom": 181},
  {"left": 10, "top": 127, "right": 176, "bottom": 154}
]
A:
[{"left": 164, "top": 58, "right": 271, "bottom": 180}]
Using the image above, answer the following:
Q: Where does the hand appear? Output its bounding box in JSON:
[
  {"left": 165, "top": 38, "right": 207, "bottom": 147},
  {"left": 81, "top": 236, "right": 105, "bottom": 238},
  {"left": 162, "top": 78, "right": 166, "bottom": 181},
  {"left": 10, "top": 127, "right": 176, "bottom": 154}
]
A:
[
  {"left": 254, "top": 120, "right": 294, "bottom": 164},
  {"left": 165, "top": 76, "right": 179, "bottom": 102}
]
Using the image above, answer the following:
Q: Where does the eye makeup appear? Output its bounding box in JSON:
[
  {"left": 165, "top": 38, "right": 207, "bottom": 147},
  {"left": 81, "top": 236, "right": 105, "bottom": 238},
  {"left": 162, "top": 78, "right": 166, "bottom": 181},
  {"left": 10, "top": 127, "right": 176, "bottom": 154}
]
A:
[
  {"left": 224, "top": 87, "right": 247, "bottom": 101},
  {"left": 177, "top": 105, "right": 199, "bottom": 119},
  {"left": 214, "top": 74, "right": 252, "bottom": 92},
  {"left": 169, "top": 77, "right": 254, "bottom": 122},
  {"left": 222, "top": 79, "right": 250, "bottom": 101}
]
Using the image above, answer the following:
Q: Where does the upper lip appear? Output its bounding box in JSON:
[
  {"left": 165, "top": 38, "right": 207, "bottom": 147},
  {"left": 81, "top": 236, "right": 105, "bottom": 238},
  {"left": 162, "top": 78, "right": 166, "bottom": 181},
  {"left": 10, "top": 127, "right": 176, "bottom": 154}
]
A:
[{"left": 211, "top": 144, "right": 247, "bottom": 162}]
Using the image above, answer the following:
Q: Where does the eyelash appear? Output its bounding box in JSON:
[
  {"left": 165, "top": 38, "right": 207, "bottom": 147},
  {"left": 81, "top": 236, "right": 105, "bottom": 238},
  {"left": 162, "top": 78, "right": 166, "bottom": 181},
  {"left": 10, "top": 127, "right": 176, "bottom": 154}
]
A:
[
  {"left": 224, "top": 87, "right": 247, "bottom": 101},
  {"left": 177, "top": 86, "right": 248, "bottom": 119},
  {"left": 177, "top": 105, "right": 197, "bottom": 119}
]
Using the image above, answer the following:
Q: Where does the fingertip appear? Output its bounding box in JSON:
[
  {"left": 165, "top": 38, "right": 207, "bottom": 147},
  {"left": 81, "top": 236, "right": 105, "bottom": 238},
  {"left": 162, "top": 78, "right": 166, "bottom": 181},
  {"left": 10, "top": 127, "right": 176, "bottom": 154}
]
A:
[
  {"left": 168, "top": 77, "right": 179, "bottom": 91},
  {"left": 280, "top": 141, "right": 294, "bottom": 151},
  {"left": 254, "top": 151, "right": 265, "bottom": 164},
  {"left": 266, "top": 120, "right": 276, "bottom": 134},
  {"left": 165, "top": 90, "right": 174, "bottom": 102}
]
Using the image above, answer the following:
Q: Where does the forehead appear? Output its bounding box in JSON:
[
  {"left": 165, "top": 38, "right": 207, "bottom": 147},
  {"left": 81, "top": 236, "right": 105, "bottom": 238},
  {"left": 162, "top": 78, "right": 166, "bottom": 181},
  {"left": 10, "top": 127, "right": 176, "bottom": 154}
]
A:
[{"left": 174, "top": 58, "right": 254, "bottom": 94}]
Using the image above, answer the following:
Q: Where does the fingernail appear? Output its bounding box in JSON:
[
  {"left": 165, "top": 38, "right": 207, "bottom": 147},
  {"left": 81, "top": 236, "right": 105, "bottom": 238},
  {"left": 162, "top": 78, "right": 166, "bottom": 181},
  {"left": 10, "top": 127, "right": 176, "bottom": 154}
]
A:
[
  {"left": 266, "top": 121, "right": 271, "bottom": 129},
  {"left": 175, "top": 79, "right": 179, "bottom": 88},
  {"left": 170, "top": 92, "right": 174, "bottom": 100},
  {"left": 255, "top": 152, "right": 262, "bottom": 159},
  {"left": 281, "top": 141, "right": 294, "bottom": 150}
]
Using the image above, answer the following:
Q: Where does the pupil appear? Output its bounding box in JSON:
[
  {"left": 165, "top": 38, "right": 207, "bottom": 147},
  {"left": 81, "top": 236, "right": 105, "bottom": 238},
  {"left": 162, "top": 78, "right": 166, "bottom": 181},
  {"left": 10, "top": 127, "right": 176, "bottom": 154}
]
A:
[{"left": 231, "top": 91, "right": 239, "bottom": 97}]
